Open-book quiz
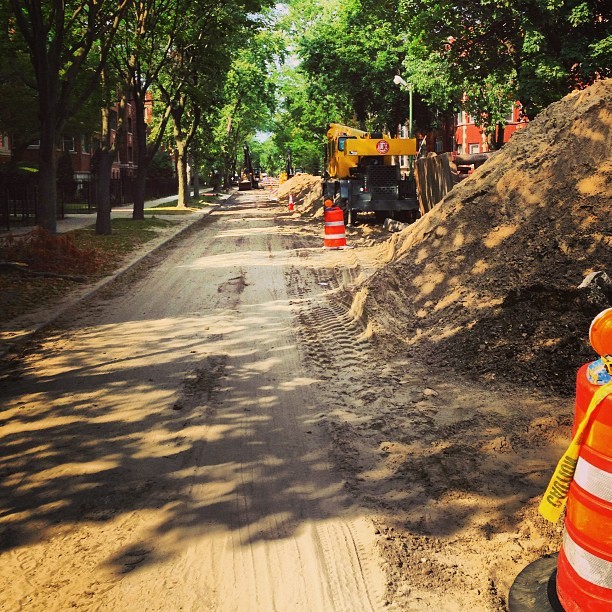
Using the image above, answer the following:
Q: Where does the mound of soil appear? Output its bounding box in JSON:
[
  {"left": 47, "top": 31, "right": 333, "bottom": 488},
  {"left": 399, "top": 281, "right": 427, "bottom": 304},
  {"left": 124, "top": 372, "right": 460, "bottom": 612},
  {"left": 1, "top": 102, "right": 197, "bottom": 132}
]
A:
[
  {"left": 361, "top": 79, "right": 612, "bottom": 395},
  {"left": 277, "top": 173, "right": 324, "bottom": 216}
]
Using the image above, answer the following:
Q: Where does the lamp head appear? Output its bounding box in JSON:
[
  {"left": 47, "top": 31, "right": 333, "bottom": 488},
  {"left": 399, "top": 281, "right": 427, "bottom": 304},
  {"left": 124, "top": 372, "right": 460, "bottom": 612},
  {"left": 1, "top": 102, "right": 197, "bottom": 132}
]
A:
[{"left": 393, "top": 75, "right": 407, "bottom": 87}]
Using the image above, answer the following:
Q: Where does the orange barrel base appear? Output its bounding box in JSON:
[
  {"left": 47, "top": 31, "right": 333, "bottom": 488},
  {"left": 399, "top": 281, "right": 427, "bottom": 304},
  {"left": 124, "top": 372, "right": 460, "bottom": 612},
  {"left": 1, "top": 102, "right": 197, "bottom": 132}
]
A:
[{"left": 324, "top": 206, "right": 346, "bottom": 249}]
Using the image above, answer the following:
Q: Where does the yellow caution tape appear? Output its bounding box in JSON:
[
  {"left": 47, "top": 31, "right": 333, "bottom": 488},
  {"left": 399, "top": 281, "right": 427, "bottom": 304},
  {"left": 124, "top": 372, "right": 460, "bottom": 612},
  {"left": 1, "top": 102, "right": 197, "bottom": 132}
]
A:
[{"left": 538, "top": 380, "right": 612, "bottom": 523}]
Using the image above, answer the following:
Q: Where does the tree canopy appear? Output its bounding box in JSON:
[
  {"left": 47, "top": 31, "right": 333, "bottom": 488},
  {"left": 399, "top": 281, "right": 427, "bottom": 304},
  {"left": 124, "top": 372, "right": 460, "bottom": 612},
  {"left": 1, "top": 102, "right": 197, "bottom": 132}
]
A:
[
  {"left": 1, "top": 0, "right": 609, "bottom": 221},
  {"left": 397, "top": 0, "right": 611, "bottom": 123}
]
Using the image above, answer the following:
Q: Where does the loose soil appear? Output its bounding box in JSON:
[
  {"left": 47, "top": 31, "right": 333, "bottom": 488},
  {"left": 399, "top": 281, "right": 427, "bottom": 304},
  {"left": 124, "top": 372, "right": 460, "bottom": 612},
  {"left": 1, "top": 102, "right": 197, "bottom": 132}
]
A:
[
  {"left": 0, "top": 80, "right": 610, "bottom": 611},
  {"left": 268, "top": 79, "right": 611, "bottom": 608},
  {"left": 361, "top": 79, "right": 611, "bottom": 396},
  {"left": 277, "top": 172, "right": 325, "bottom": 217}
]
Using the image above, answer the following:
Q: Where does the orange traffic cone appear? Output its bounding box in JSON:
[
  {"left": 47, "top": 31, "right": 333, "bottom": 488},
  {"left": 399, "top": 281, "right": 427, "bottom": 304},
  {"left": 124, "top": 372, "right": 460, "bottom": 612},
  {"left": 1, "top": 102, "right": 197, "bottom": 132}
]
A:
[
  {"left": 288, "top": 194, "right": 295, "bottom": 211},
  {"left": 590, "top": 308, "right": 612, "bottom": 358}
]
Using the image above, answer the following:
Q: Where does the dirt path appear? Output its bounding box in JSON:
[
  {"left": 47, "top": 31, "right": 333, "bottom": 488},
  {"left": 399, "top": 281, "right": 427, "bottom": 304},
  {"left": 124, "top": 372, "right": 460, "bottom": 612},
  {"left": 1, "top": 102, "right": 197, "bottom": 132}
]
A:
[
  {"left": 0, "top": 192, "right": 385, "bottom": 611},
  {"left": 0, "top": 191, "right": 569, "bottom": 611}
]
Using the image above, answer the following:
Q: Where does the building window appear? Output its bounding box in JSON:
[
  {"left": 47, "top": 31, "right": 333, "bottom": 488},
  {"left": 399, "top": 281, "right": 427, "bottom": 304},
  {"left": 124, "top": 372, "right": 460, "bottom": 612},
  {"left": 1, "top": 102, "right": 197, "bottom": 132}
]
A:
[
  {"left": 128, "top": 146, "right": 133, "bottom": 163},
  {"left": 127, "top": 116, "right": 133, "bottom": 133},
  {"left": 0, "top": 133, "right": 9, "bottom": 151},
  {"left": 81, "top": 134, "right": 90, "bottom": 154},
  {"left": 109, "top": 109, "right": 118, "bottom": 131},
  {"left": 435, "top": 137, "right": 444, "bottom": 153},
  {"left": 506, "top": 106, "right": 516, "bottom": 123},
  {"left": 469, "top": 143, "right": 480, "bottom": 154},
  {"left": 63, "top": 136, "right": 75, "bottom": 152},
  {"left": 457, "top": 111, "right": 472, "bottom": 125}
]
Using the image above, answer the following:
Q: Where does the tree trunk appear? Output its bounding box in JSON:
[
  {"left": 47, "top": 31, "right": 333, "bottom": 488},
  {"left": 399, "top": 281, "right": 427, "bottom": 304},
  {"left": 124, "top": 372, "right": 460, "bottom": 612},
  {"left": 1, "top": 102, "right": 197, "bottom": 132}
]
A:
[
  {"left": 133, "top": 166, "right": 147, "bottom": 220},
  {"left": 95, "top": 95, "right": 124, "bottom": 236},
  {"left": 495, "top": 122, "right": 505, "bottom": 150},
  {"left": 176, "top": 138, "right": 188, "bottom": 208},
  {"left": 95, "top": 150, "right": 114, "bottom": 235},
  {"left": 222, "top": 152, "right": 233, "bottom": 190},
  {"left": 192, "top": 155, "right": 200, "bottom": 198},
  {"left": 132, "top": 97, "right": 148, "bottom": 220},
  {"left": 37, "top": 115, "right": 59, "bottom": 233}
]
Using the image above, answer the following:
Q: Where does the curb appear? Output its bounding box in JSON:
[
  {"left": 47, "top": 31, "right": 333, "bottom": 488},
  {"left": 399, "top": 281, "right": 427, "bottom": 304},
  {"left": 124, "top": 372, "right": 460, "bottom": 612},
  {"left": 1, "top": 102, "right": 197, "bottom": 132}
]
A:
[{"left": 0, "top": 203, "right": 224, "bottom": 362}]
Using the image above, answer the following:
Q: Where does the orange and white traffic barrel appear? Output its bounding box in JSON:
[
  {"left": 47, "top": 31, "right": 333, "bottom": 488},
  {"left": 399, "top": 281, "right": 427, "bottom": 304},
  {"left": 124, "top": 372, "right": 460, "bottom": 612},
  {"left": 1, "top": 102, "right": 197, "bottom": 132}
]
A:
[
  {"left": 288, "top": 194, "right": 295, "bottom": 211},
  {"left": 556, "top": 362, "right": 612, "bottom": 611},
  {"left": 537, "top": 309, "right": 612, "bottom": 611},
  {"left": 323, "top": 204, "right": 346, "bottom": 249},
  {"left": 511, "top": 311, "right": 612, "bottom": 611}
]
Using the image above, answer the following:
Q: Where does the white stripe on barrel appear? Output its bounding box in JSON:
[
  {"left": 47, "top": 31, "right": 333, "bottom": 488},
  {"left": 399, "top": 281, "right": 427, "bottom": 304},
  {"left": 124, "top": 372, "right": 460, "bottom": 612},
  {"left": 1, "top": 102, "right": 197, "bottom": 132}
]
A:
[
  {"left": 563, "top": 530, "right": 612, "bottom": 589},
  {"left": 573, "top": 456, "right": 612, "bottom": 503}
]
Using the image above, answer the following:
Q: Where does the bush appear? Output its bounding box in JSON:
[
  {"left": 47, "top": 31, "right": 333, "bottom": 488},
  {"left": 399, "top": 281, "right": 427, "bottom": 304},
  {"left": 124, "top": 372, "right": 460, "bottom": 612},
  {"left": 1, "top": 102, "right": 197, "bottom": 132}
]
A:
[{"left": 0, "top": 227, "right": 100, "bottom": 275}]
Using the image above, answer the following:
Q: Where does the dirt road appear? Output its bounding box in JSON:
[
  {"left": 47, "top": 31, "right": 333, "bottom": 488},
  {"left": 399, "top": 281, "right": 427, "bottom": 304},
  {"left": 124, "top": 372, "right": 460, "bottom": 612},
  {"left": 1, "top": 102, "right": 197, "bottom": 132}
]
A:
[
  {"left": 0, "top": 192, "right": 385, "bottom": 611},
  {"left": 1, "top": 190, "right": 569, "bottom": 611}
]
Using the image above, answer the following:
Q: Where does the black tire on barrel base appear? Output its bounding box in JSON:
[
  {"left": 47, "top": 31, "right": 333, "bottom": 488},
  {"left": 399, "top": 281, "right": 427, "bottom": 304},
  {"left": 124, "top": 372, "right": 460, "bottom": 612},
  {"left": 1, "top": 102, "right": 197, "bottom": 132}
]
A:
[{"left": 508, "top": 554, "right": 563, "bottom": 612}]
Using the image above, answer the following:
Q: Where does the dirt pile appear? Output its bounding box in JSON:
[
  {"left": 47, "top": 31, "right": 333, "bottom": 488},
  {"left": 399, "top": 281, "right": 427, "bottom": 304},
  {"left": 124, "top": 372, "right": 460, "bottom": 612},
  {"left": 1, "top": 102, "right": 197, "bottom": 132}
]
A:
[
  {"left": 276, "top": 173, "right": 324, "bottom": 216},
  {"left": 361, "top": 79, "right": 612, "bottom": 395}
]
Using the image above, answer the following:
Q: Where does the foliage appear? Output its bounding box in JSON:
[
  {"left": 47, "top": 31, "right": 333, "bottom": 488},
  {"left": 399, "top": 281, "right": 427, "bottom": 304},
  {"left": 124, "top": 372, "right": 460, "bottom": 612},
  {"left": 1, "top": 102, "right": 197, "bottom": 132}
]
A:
[
  {"left": 156, "top": 1, "right": 266, "bottom": 204},
  {"left": 268, "top": 66, "right": 339, "bottom": 174},
  {"left": 1, "top": 0, "right": 608, "bottom": 212},
  {"left": 0, "top": 4, "right": 38, "bottom": 155},
  {"left": 3, "top": 0, "right": 132, "bottom": 232},
  {"left": 294, "top": 0, "right": 409, "bottom": 130},
  {"left": 398, "top": 0, "right": 611, "bottom": 123},
  {"left": 213, "top": 24, "right": 286, "bottom": 185},
  {"left": 148, "top": 151, "right": 175, "bottom": 181},
  {"left": 289, "top": 0, "right": 610, "bottom": 145}
]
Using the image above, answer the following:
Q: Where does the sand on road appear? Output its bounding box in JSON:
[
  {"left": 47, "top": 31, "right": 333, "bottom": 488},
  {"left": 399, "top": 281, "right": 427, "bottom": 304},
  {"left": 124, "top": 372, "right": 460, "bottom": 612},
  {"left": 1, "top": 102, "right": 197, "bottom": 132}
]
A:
[{"left": 0, "top": 192, "right": 385, "bottom": 611}]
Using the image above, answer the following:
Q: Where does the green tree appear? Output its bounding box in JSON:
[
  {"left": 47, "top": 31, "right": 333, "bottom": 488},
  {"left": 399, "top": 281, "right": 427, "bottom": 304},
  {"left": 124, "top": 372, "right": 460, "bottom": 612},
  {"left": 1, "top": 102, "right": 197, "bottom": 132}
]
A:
[
  {"left": 516, "top": 0, "right": 611, "bottom": 115},
  {"left": 216, "top": 27, "right": 285, "bottom": 187},
  {"left": 294, "top": 0, "right": 409, "bottom": 130},
  {"left": 0, "top": 3, "right": 38, "bottom": 164},
  {"left": 270, "top": 66, "right": 339, "bottom": 174},
  {"left": 111, "top": 0, "right": 183, "bottom": 220},
  {"left": 398, "top": 0, "right": 611, "bottom": 142},
  {"left": 5, "top": 0, "right": 131, "bottom": 232},
  {"left": 92, "top": 67, "right": 127, "bottom": 236},
  {"left": 157, "top": 2, "right": 250, "bottom": 206}
]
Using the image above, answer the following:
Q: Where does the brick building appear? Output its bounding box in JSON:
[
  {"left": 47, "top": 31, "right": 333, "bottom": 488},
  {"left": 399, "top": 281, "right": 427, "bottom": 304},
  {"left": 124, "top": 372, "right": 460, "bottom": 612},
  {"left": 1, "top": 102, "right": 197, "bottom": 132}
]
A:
[
  {"left": 454, "top": 103, "right": 528, "bottom": 154},
  {"left": 0, "top": 98, "right": 143, "bottom": 181}
]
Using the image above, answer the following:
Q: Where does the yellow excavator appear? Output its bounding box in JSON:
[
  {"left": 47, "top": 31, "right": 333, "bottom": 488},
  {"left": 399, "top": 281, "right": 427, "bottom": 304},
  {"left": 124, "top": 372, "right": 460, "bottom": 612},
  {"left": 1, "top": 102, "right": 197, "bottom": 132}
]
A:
[
  {"left": 323, "top": 123, "right": 418, "bottom": 225},
  {"left": 238, "top": 143, "right": 259, "bottom": 191}
]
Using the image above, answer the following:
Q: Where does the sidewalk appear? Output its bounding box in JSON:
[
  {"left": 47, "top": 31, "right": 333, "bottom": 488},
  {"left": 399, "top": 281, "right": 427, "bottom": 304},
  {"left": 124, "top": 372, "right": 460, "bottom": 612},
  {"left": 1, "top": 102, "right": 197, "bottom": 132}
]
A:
[{"left": 1, "top": 192, "right": 223, "bottom": 237}]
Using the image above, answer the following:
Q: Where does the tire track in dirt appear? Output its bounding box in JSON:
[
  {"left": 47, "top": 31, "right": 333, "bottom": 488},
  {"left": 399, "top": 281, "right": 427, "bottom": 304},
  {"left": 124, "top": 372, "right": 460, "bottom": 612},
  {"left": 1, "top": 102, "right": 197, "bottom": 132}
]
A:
[{"left": 281, "top": 233, "right": 566, "bottom": 610}]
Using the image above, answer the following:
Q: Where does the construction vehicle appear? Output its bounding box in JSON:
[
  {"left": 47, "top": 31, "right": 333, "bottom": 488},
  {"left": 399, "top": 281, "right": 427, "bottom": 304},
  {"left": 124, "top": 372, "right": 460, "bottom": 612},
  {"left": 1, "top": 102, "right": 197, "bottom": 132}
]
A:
[
  {"left": 285, "top": 148, "right": 294, "bottom": 179},
  {"left": 323, "top": 123, "right": 418, "bottom": 225},
  {"left": 238, "top": 143, "right": 259, "bottom": 191}
]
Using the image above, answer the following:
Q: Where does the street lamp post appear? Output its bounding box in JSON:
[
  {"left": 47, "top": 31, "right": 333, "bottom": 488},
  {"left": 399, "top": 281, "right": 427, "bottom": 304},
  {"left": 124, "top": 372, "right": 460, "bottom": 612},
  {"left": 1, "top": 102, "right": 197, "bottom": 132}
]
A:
[
  {"left": 393, "top": 74, "right": 413, "bottom": 138},
  {"left": 393, "top": 74, "right": 414, "bottom": 179}
]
